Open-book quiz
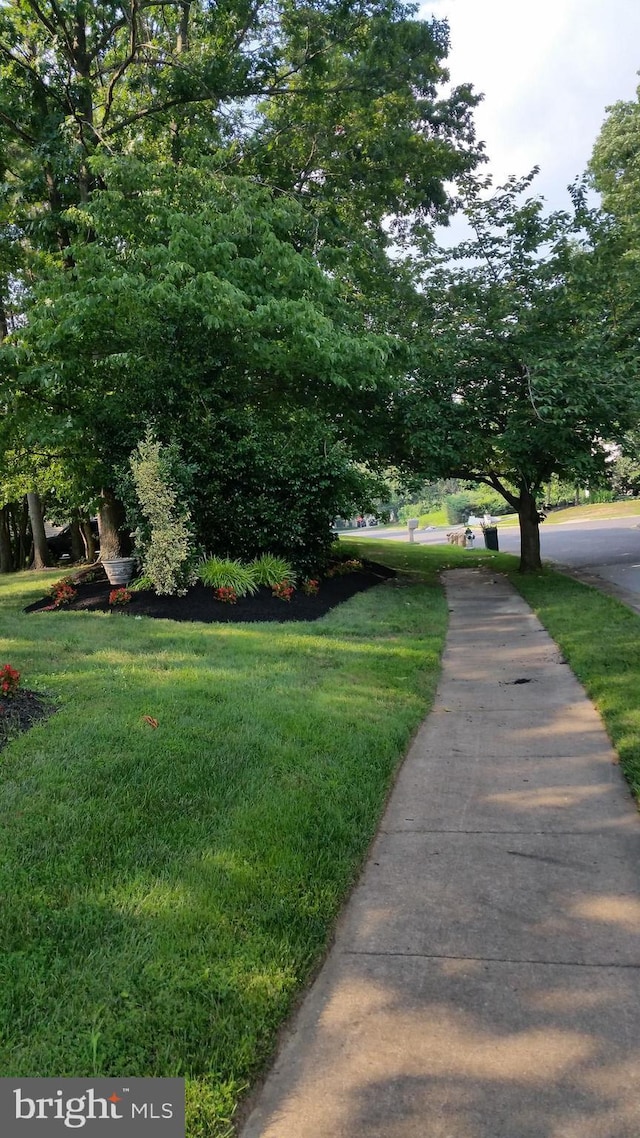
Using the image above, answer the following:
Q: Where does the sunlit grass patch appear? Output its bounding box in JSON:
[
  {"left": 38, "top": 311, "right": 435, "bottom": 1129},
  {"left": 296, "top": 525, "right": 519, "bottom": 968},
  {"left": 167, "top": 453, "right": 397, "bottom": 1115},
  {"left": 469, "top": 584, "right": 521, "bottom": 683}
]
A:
[
  {"left": 7, "top": 546, "right": 637, "bottom": 1136},
  {"left": 0, "top": 566, "right": 447, "bottom": 1137}
]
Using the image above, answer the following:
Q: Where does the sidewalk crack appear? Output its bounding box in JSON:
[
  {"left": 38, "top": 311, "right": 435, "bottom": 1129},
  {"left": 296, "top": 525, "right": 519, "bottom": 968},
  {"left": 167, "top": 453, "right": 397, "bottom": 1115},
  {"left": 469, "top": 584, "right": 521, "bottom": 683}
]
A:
[{"left": 343, "top": 950, "right": 640, "bottom": 969}]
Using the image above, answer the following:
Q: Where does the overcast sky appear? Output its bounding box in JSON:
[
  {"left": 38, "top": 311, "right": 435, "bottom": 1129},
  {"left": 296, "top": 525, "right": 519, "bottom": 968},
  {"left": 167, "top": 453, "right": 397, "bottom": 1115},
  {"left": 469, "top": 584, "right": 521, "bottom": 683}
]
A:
[{"left": 422, "top": 0, "right": 640, "bottom": 217}]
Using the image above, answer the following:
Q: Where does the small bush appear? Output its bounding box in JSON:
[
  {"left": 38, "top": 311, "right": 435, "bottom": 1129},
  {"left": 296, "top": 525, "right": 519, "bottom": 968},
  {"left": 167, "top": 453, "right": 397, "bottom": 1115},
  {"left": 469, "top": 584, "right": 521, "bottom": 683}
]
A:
[
  {"left": 213, "top": 586, "right": 238, "bottom": 604},
  {"left": 48, "top": 580, "right": 77, "bottom": 608},
  {"left": 272, "top": 580, "right": 295, "bottom": 602},
  {"left": 251, "top": 553, "right": 296, "bottom": 587},
  {"left": 0, "top": 665, "right": 20, "bottom": 697},
  {"left": 326, "top": 558, "right": 363, "bottom": 577},
  {"left": 129, "top": 431, "right": 195, "bottom": 596},
  {"left": 302, "top": 578, "right": 320, "bottom": 596},
  {"left": 197, "top": 557, "right": 258, "bottom": 597},
  {"left": 109, "top": 588, "right": 132, "bottom": 606}
]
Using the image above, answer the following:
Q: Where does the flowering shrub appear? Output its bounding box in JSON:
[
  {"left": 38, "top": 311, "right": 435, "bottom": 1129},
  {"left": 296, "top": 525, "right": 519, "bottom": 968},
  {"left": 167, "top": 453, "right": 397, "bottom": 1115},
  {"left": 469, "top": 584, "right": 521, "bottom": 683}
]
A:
[
  {"left": 0, "top": 664, "right": 20, "bottom": 697},
  {"left": 48, "top": 580, "right": 77, "bottom": 607},
  {"left": 109, "top": 588, "right": 132, "bottom": 606},
  {"left": 214, "top": 586, "right": 238, "bottom": 604},
  {"left": 272, "top": 580, "right": 295, "bottom": 602},
  {"left": 326, "top": 559, "right": 362, "bottom": 577},
  {"left": 302, "top": 578, "right": 320, "bottom": 596}
]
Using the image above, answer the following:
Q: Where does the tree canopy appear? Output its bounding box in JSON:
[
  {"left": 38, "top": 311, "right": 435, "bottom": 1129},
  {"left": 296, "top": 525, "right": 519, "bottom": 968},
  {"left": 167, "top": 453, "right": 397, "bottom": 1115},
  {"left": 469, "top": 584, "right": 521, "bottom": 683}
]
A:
[
  {"left": 0, "top": 0, "right": 483, "bottom": 569},
  {"left": 2, "top": 158, "right": 403, "bottom": 567},
  {"left": 2, "top": 3, "right": 638, "bottom": 575},
  {"left": 395, "top": 173, "right": 640, "bottom": 570}
]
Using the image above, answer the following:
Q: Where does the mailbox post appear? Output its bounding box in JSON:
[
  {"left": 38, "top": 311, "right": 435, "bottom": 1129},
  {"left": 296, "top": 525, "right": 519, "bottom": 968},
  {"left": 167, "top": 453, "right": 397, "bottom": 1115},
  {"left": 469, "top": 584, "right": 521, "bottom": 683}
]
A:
[{"left": 407, "top": 518, "right": 419, "bottom": 543}]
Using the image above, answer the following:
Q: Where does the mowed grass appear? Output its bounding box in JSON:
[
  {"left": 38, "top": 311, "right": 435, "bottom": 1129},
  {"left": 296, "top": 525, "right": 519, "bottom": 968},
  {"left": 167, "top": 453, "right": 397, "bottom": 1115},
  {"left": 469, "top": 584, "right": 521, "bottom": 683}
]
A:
[
  {"left": 542, "top": 498, "right": 640, "bottom": 523},
  {"left": 460, "top": 497, "right": 640, "bottom": 528},
  {"left": 495, "top": 498, "right": 640, "bottom": 528},
  {"left": 4, "top": 543, "right": 640, "bottom": 1136},
  {"left": 513, "top": 570, "right": 640, "bottom": 798},
  {"left": 339, "top": 536, "right": 517, "bottom": 578},
  {"left": 0, "top": 565, "right": 448, "bottom": 1136}
]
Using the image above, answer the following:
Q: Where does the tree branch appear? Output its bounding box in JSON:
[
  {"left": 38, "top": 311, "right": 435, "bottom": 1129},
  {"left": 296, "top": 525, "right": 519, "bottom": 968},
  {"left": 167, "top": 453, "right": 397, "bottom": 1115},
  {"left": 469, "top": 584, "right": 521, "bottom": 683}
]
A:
[
  {"left": 486, "top": 471, "right": 519, "bottom": 509},
  {"left": 24, "top": 0, "right": 59, "bottom": 40},
  {"left": 100, "top": 0, "right": 140, "bottom": 131},
  {"left": 0, "top": 109, "right": 36, "bottom": 146},
  {"left": 232, "top": 1, "right": 262, "bottom": 53}
]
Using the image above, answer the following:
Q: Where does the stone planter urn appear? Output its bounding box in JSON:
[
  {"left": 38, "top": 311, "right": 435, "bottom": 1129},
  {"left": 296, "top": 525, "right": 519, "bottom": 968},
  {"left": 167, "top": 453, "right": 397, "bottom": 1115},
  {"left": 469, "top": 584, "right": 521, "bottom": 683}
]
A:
[{"left": 102, "top": 557, "right": 136, "bottom": 586}]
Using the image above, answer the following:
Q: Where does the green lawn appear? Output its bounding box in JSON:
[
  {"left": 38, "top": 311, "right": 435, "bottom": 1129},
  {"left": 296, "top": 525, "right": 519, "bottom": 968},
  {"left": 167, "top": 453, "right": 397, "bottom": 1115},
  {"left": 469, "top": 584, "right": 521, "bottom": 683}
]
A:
[
  {"left": 541, "top": 498, "right": 640, "bottom": 523},
  {"left": 493, "top": 498, "right": 640, "bottom": 528},
  {"left": 0, "top": 564, "right": 450, "bottom": 1136},
  {"left": 2, "top": 544, "right": 640, "bottom": 1136},
  {"left": 513, "top": 570, "right": 640, "bottom": 797}
]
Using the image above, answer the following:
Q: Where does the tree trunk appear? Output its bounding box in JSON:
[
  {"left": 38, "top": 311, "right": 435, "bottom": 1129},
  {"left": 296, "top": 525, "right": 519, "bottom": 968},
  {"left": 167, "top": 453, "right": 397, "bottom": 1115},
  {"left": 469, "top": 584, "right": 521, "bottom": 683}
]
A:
[
  {"left": 0, "top": 506, "right": 13, "bottom": 572},
  {"left": 170, "top": 3, "right": 191, "bottom": 163},
  {"left": 27, "top": 492, "right": 51, "bottom": 569},
  {"left": 517, "top": 487, "right": 542, "bottom": 573},
  {"left": 97, "top": 488, "right": 131, "bottom": 560},
  {"left": 80, "top": 518, "right": 96, "bottom": 562},
  {"left": 9, "top": 499, "right": 30, "bottom": 569},
  {"left": 69, "top": 519, "right": 85, "bottom": 562}
]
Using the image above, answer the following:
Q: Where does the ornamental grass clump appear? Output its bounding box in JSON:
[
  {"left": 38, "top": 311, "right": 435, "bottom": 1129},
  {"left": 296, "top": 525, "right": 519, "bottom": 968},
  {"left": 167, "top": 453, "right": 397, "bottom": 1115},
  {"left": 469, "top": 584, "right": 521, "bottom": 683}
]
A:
[
  {"left": 251, "top": 553, "right": 296, "bottom": 588},
  {"left": 197, "top": 556, "right": 258, "bottom": 597},
  {"left": 129, "top": 575, "right": 153, "bottom": 592}
]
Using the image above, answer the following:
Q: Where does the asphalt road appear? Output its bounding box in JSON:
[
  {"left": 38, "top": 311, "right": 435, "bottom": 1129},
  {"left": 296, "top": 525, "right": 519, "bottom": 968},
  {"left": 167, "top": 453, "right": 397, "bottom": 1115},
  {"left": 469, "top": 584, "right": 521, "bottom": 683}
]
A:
[{"left": 344, "top": 516, "right": 640, "bottom": 609}]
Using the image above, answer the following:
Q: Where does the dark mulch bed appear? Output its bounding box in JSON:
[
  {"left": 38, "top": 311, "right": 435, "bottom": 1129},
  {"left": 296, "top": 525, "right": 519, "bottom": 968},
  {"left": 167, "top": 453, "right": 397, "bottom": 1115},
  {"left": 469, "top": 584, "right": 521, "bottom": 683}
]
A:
[
  {"left": 24, "top": 561, "right": 396, "bottom": 624},
  {"left": 0, "top": 689, "right": 57, "bottom": 753}
]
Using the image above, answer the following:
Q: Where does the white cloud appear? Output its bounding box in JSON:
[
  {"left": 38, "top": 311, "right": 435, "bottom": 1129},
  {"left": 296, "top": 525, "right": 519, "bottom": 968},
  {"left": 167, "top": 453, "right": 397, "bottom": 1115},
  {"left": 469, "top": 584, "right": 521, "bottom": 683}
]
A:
[{"left": 422, "top": 0, "right": 640, "bottom": 210}]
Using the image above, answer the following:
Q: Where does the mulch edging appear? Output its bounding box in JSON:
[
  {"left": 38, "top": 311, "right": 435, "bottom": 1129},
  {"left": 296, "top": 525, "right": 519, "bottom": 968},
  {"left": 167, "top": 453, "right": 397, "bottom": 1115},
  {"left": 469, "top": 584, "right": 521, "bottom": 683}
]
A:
[
  {"left": 0, "top": 689, "right": 57, "bottom": 754},
  {"left": 24, "top": 561, "right": 396, "bottom": 624}
]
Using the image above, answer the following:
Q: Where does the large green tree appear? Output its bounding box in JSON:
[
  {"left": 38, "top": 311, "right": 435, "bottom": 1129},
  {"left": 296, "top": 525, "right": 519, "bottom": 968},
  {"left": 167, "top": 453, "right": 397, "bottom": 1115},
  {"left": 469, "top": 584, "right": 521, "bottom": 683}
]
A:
[
  {"left": 3, "top": 159, "right": 399, "bottom": 568},
  {"left": 588, "top": 81, "right": 640, "bottom": 489},
  {"left": 0, "top": 0, "right": 481, "bottom": 561},
  {"left": 590, "top": 81, "right": 640, "bottom": 235},
  {"left": 396, "top": 173, "right": 639, "bottom": 571}
]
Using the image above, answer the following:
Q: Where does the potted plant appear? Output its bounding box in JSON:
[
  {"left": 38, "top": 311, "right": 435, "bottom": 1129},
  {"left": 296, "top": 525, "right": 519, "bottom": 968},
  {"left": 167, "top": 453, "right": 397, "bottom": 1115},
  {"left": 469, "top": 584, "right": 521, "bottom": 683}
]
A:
[{"left": 100, "top": 540, "right": 137, "bottom": 585}]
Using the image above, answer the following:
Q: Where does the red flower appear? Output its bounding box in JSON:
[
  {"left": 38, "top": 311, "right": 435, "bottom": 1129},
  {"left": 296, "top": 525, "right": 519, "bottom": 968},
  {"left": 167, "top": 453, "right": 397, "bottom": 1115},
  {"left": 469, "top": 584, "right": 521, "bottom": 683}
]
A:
[
  {"left": 48, "top": 580, "right": 77, "bottom": 607},
  {"left": 0, "top": 664, "right": 20, "bottom": 697},
  {"left": 272, "top": 580, "right": 295, "bottom": 602},
  {"left": 214, "top": 586, "right": 238, "bottom": 604},
  {"left": 109, "top": 588, "right": 132, "bottom": 606}
]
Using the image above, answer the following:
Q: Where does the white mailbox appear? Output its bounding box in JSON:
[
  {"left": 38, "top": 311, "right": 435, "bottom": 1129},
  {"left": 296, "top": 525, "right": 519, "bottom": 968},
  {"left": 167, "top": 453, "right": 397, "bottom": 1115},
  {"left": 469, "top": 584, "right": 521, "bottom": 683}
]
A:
[{"left": 407, "top": 517, "right": 419, "bottom": 543}]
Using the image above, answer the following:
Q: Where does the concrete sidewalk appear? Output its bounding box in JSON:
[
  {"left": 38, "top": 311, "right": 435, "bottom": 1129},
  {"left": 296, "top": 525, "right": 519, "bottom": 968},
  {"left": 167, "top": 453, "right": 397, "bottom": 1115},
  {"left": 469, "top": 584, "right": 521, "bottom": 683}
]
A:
[{"left": 240, "top": 570, "right": 640, "bottom": 1138}]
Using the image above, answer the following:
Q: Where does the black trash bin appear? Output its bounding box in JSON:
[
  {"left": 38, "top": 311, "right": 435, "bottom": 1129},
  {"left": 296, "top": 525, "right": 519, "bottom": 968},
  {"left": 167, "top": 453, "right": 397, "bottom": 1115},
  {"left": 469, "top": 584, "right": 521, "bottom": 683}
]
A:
[{"left": 483, "top": 525, "right": 499, "bottom": 551}]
